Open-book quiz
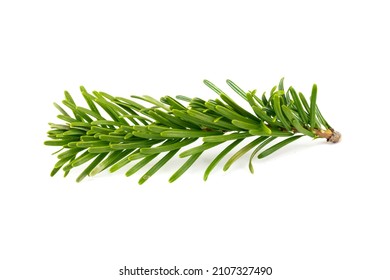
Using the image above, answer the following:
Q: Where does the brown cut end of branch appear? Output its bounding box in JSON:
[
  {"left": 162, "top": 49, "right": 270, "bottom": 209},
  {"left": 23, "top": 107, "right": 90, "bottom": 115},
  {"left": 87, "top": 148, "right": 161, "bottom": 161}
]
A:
[{"left": 314, "top": 129, "right": 341, "bottom": 143}]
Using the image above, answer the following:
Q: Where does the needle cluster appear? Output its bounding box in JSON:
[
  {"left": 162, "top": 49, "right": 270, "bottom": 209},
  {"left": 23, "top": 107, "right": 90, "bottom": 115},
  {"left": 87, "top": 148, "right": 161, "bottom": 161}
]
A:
[{"left": 45, "top": 79, "right": 340, "bottom": 184}]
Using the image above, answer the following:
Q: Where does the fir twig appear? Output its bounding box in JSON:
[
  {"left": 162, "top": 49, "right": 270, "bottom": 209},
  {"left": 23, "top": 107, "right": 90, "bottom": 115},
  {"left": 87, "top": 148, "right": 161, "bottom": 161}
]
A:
[{"left": 45, "top": 79, "right": 341, "bottom": 184}]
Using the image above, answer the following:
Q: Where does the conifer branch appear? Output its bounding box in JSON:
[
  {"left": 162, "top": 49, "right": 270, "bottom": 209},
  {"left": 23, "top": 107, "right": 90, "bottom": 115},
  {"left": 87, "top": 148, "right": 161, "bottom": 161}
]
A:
[{"left": 44, "top": 79, "right": 341, "bottom": 183}]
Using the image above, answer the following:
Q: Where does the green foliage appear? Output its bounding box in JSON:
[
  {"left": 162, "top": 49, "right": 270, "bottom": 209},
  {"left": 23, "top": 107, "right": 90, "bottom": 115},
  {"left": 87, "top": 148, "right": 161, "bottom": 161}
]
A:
[{"left": 45, "top": 79, "right": 336, "bottom": 184}]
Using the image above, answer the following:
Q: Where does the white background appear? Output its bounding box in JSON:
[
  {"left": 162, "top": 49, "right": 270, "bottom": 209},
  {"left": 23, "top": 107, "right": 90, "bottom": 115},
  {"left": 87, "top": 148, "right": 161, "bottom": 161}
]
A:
[{"left": 1, "top": 0, "right": 389, "bottom": 279}]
